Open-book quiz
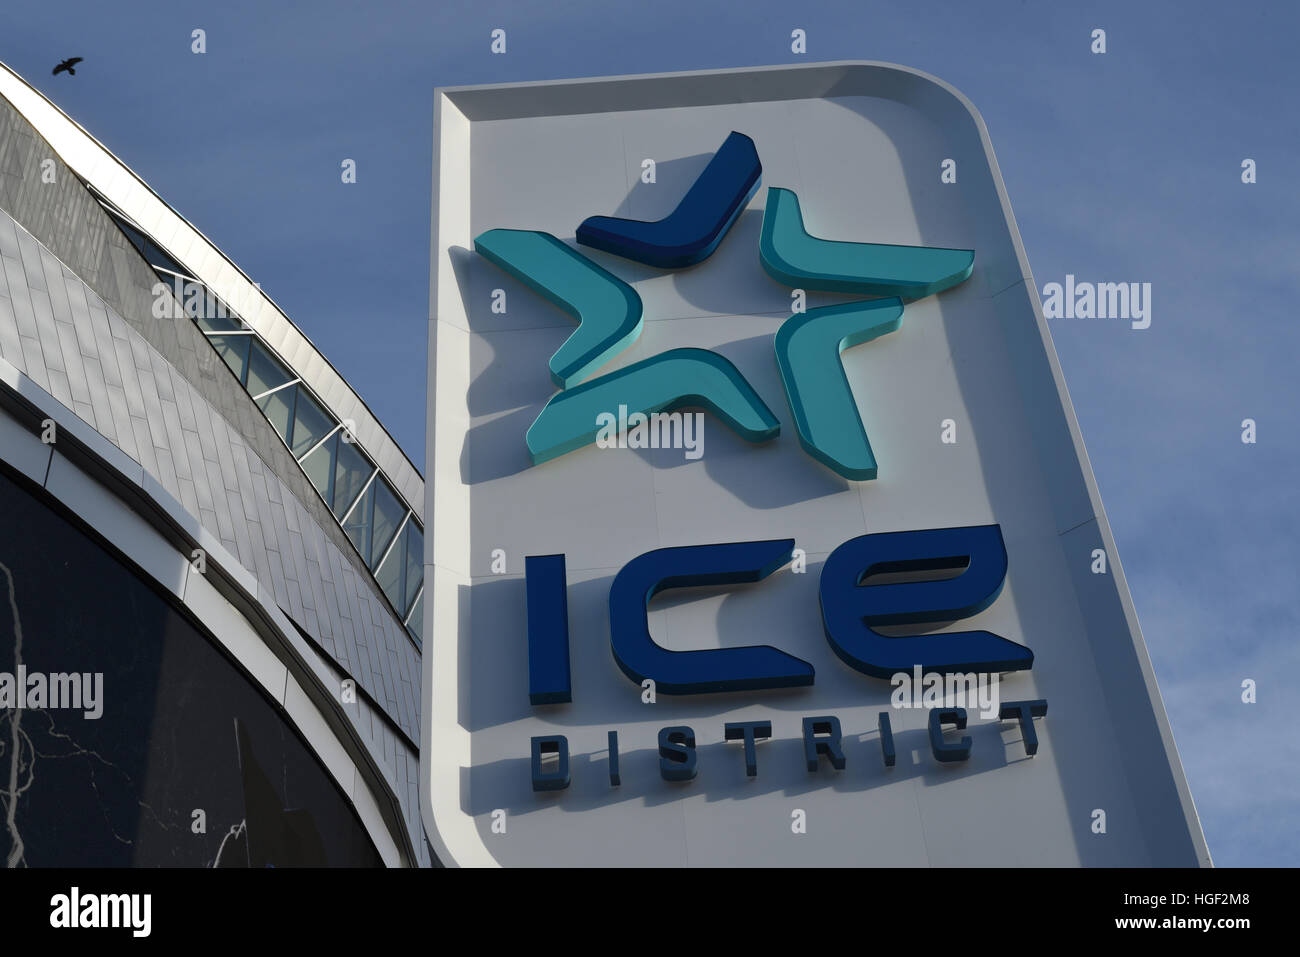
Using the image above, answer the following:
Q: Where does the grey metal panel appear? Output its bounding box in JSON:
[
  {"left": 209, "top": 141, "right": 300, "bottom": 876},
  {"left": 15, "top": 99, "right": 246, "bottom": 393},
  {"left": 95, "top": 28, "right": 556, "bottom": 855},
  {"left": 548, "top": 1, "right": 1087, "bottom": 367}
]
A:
[
  {"left": 58, "top": 315, "right": 94, "bottom": 408},
  {"left": 284, "top": 526, "right": 316, "bottom": 623},
  {"left": 394, "top": 650, "right": 416, "bottom": 735},
  {"left": 329, "top": 553, "right": 365, "bottom": 680},
  {"left": 150, "top": 438, "right": 181, "bottom": 507},
  {"left": 87, "top": 298, "right": 123, "bottom": 392},
  {"left": 340, "top": 600, "right": 372, "bottom": 692},
  {"left": 227, "top": 439, "right": 274, "bottom": 586},
  {"left": 241, "top": 510, "right": 275, "bottom": 604},
  {"left": 372, "top": 615, "right": 397, "bottom": 703},
  {"left": 40, "top": 249, "right": 72, "bottom": 323},
  {"left": 183, "top": 458, "right": 218, "bottom": 536},
  {"left": 277, "top": 494, "right": 308, "bottom": 593},
  {"left": 248, "top": 469, "right": 289, "bottom": 608},
  {"left": 16, "top": 335, "right": 46, "bottom": 393},
  {"left": 333, "top": 546, "right": 362, "bottom": 634},
  {"left": 103, "top": 384, "right": 137, "bottom": 461},
  {"left": 156, "top": 391, "right": 192, "bottom": 487},
  {"left": 0, "top": 206, "right": 17, "bottom": 259},
  {"left": 194, "top": 422, "right": 235, "bottom": 540},
  {"left": 125, "top": 413, "right": 158, "bottom": 478},
  {"left": 108, "top": 336, "right": 140, "bottom": 414},
  {"left": 189, "top": 391, "right": 220, "bottom": 466},
  {"left": 221, "top": 480, "right": 256, "bottom": 572},
  {"left": 85, "top": 311, "right": 126, "bottom": 456},
  {"left": 357, "top": 583, "right": 388, "bottom": 705},
  {"left": 41, "top": 367, "right": 72, "bottom": 412},
  {"left": 127, "top": 335, "right": 167, "bottom": 449},
  {"left": 77, "top": 346, "right": 114, "bottom": 440},
  {"left": 168, "top": 363, "right": 199, "bottom": 432},
  {"left": 303, "top": 524, "right": 345, "bottom": 653},
  {"left": 295, "top": 525, "right": 325, "bottom": 620},
  {"left": 244, "top": 458, "right": 284, "bottom": 594},
  {"left": 0, "top": 296, "right": 22, "bottom": 368},
  {"left": 393, "top": 659, "right": 414, "bottom": 733},
  {"left": 146, "top": 344, "right": 176, "bottom": 403},
  {"left": 336, "top": 554, "right": 372, "bottom": 687},
  {"left": 181, "top": 419, "right": 213, "bottom": 514},
  {"left": 15, "top": 224, "right": 46, "bottom": 292},
  {"left": 4, "top": 256, "right": 37, "bottom": 341},
  {"left": 64, "top": 278, "right": 97, "bottom": 359},
  {"left": 27, "top": 282, "right": 63, "bottom": 389}
]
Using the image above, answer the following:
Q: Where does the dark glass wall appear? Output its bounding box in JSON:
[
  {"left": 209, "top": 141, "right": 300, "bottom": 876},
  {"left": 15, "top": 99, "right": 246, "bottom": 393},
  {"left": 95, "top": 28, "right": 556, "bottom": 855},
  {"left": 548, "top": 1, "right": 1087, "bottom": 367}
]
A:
[{"left": 0, "top": 466, "right": 383, "bottom": 867}]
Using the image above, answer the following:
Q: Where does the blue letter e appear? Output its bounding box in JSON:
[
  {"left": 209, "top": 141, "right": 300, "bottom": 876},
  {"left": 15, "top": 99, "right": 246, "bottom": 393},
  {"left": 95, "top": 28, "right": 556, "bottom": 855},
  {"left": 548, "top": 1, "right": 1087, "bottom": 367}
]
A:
[{"left": 818, "top": 525, "right": 1032, "bottom": 679}]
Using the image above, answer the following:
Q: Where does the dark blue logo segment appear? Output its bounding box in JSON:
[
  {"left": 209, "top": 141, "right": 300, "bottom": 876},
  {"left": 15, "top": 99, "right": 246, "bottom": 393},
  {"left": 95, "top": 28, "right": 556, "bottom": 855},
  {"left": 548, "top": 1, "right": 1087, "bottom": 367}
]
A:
[
  {"left": 608, "top": 539, "right": 815, "bottom": 694},
  {"left": 928, "top": 708, "right": 973, "bottom": 763},
  {"left": 525, "top": 554, "right": 573, "bottom": 704},
  {"left": 819, "top": 524, "right": 1033, "bottom": 678},
  {"left": 577, "top": 131, "right": 762, "bottom": 268}
]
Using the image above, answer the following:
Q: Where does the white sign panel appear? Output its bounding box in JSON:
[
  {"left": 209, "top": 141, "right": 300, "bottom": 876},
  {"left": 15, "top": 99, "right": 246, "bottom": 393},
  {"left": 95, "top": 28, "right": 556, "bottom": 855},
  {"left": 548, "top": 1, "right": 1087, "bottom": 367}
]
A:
[{"left": 423, "top": 62, "right": 1209, "bottom": 867}]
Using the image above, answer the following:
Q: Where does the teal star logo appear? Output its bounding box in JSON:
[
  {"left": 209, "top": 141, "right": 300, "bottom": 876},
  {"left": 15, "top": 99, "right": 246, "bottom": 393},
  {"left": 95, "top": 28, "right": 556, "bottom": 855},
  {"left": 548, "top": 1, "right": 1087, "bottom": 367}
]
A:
[{"left": 475, "top": 131, "right": 972, "bottom": 480}]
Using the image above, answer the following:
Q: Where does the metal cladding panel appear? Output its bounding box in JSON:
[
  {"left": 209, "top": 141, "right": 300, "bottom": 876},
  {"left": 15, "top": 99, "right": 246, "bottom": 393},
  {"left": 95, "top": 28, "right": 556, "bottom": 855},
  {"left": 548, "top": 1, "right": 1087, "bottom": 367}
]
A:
[{"left": 424, "top": 62, "right": 1208, "bottom": 867}]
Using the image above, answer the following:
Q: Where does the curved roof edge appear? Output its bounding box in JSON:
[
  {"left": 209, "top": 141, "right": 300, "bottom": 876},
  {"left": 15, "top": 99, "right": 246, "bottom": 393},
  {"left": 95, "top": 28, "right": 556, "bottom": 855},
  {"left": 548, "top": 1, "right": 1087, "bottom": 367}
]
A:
[{"left": 0, "top": 59, "right": 424, "bottom": 522}]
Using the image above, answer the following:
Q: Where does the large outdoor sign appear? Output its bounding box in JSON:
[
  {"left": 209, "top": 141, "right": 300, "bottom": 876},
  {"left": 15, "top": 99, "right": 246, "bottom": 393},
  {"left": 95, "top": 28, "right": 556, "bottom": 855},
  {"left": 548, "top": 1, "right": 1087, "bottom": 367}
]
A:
[{"left": 424, "top": 62, "right": 1210, "bottom": 866}]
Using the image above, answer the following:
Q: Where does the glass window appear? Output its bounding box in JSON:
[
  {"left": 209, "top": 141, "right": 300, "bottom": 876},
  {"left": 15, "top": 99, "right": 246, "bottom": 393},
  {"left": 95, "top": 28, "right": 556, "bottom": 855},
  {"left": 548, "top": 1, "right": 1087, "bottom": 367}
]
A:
[
  {"left": 107, "top": 209, "right": 185, "bottom": 274},
  {"left": 368, "top": 479, "right": 405, "bottom": 569},
  {"left": 177, "top": 280, "right": 236, "bottom": 329},
  {"left": 208, "top": 334, "right": 250, "bottom": 384},
  {"left": 290, "top": 389, "right": 333, "bottom": 459},
  {"left": 143, "top": 238, "right": 184, "bottom": 274},
  {"left": 188, "top": 286, "right": 241, "bottom": 333},
  {"left": 246, "top": 340, "right": 294, "bottom": 398},
  {"left": 332, "top": 436, "right": 372, "bottom": 518},
  {"left": 402, "top": 524, "right": 423, "bottom": 619},
  {"left": 112, "top": 215, "right": 151, "bottom": 258},
  {"left": 257, "top": 381, "right": 297, "bottom": 445},
  {"left": 300, "top": 431, "right": 338, "bottom": 504},
  {"left": 404, "top": 589, "right": 423, "bottom": 647},
  {"left": 0, "top": 469, "right": 384, "bottom": 866},
  {"left": 342, "top": 480, "right": 375, "bottom": 559},
  {"left": 375, "top": 521, "right": 408, "bottom": 614},
  {"left": 193, "top": 304, "right": 244, "bottom": 334}
]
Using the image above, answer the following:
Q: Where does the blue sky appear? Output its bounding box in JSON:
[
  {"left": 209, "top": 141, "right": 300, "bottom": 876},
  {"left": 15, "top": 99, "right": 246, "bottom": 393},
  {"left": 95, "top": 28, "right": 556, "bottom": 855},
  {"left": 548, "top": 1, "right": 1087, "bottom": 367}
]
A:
[{"left": 4, "top": 0, "right": 1296, "bottom": 866}]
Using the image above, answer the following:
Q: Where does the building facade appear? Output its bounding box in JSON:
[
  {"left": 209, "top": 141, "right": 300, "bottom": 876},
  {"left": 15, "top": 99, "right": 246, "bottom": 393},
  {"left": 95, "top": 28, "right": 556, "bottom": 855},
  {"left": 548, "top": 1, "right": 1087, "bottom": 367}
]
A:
[{"left": 0, "top": 61, "right": 428, "bottom": 866}]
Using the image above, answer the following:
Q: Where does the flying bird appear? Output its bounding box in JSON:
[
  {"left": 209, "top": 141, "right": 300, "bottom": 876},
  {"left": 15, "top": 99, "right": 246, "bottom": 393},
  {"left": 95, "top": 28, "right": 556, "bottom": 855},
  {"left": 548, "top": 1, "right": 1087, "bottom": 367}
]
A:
[{"left": 52, "top": 57, "right": 83, "bottom": 76}]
